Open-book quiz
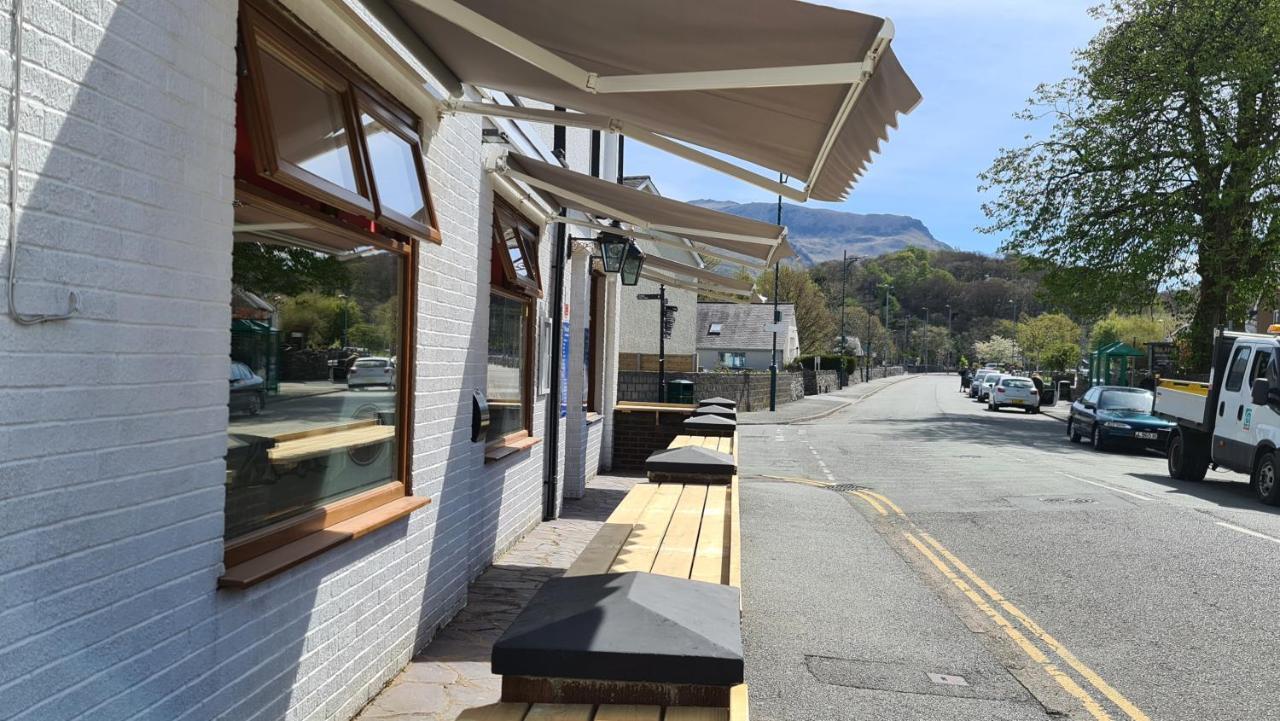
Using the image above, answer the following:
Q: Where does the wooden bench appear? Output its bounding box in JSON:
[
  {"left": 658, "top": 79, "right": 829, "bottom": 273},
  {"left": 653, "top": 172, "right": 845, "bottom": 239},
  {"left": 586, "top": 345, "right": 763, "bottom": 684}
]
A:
[
  {"left": 564, "top": 433, "right": 740, "bottom": 587},
  {"left": 462, "top": 432, "right": 748, "bottom": 721},
  {"left": 460, "top": 685, "right": 748, "bottom": 720}
]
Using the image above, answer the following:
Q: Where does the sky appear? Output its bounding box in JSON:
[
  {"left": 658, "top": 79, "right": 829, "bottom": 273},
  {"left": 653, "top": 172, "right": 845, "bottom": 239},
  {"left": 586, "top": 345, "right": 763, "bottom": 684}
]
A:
[{"left": 623, "top": 0, "right": 1103, "bottom": 254}]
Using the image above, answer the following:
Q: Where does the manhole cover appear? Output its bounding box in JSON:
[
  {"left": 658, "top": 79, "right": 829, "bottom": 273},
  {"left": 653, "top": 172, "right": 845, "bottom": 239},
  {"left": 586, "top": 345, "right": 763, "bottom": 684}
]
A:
[
  {"left": 830, "top": 484, "right": 869, "bottom": 492},
  {"left": 1041, "top": 497, "right": 1096, "bottom": 504}
]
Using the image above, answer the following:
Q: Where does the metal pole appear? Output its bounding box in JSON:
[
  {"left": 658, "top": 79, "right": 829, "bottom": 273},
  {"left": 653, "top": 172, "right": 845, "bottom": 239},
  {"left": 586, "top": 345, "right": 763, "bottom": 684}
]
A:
[
  {"left": 840, "top": 250, "right": 848, "bottom": 388},
  {"left": 882, "top": 286, "right": 890, "bottom": 367},
  {"left": 658, "top": 284, "right": 667, "bottom": 402},
  {"left": 542, "top": 110, "right": 569, "bottom": 521},
  {"left": 769, "top": 174, "right": 782, "bottom": 412},
  {"left": 865, "top": 309, "right": 872, "bottom": 382},
  {"left": 946, "top": 304, "right": 952, "bottom": 368}
]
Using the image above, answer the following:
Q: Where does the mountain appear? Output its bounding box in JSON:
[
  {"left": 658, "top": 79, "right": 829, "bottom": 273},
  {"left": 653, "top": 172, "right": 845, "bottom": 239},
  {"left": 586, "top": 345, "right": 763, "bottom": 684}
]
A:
[{"left": 691, "top": 200, "right": 950, "bottom": 265}]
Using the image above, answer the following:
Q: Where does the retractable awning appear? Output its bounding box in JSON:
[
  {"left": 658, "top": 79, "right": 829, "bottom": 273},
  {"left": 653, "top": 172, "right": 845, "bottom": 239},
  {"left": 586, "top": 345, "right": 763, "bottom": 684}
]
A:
[
  {"left": 387, "top": 0, "right": 920, "bottom": 202},
  {"left": 498, "top": 152, "right": 791, "bottom": 265}
]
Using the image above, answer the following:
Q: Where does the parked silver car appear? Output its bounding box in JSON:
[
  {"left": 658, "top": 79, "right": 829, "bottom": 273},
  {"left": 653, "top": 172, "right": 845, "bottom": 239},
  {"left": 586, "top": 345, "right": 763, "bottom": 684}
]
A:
[
  {"left": 976, "top": 372, "right": 1005, "bottom": 402},
  {"left": 969, "top": 370, "right": 994, "bottom": 399}
]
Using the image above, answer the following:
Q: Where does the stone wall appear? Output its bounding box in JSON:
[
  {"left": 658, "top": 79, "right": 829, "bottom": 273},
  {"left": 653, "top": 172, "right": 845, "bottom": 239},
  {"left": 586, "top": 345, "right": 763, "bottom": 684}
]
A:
[
  {"left": 803, "top": 370, "right": 840, "bottom": 395},
  {"left": 617, "top": 371, "right": 806, "bottom": 411}
]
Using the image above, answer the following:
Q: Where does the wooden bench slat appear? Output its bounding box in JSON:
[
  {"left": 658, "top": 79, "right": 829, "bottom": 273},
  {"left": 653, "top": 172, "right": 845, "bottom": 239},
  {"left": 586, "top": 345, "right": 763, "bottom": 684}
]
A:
[
  {"left": 564, "top": 523, "right": 634, "bottom": 577},
  {"left": 457, "top": 702, "right": 531, "bottom": 720},
  {"left": 650, "top": 485, "right": 708, "bottom": 579},
  {"left": 610, "top": 484, "right": 683, "bottom": 574},
  {"left": 728, "top": 475, "right": 742, "bottom": 588},
  {"left": 605, "top": 483, "right": 659, "bottom": 525},
  {"left": 525, "top": 704, "right": 595, "bottom": 721},
  {"left": 664, "top": 708, "right": 729, "bottom": 721},
  {"left": 690, "top": 485, "right": 729, "bottom": 585},
  {"left": 592, "top": 705, "right": 663, "bottom": 721}
]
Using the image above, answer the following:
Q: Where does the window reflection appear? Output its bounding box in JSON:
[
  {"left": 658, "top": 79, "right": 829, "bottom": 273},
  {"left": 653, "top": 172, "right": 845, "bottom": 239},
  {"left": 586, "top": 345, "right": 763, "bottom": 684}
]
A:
[
  {"left": 487, "top": 291, "right": 528, "bottom": 441},
  {"left": 226, "top": 237, "right": 403, "bottom": 539},
  {"left": 259, "top": 50, "right": 359, "bottom": 194},
  {"left": 362, "top": 113, "right": 427, "bottom": 223}
]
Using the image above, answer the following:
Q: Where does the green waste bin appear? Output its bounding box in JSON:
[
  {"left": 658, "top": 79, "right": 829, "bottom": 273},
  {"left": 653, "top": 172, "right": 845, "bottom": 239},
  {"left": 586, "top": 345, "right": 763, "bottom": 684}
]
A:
[{"left": 667, "top": 379, "right": 694, "bottom": 404}]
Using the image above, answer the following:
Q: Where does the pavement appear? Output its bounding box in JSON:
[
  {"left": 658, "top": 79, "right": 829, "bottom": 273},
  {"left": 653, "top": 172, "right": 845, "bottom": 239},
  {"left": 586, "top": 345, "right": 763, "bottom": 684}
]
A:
[
  {"left": 738, "top": 373, "right": 1280, "bottom": 720},
  {"left": 737, "top": 372, "right": 915, "bottom": 425},
  {"left": 354, "top": 474, "right": 640, "bottom": 721}
]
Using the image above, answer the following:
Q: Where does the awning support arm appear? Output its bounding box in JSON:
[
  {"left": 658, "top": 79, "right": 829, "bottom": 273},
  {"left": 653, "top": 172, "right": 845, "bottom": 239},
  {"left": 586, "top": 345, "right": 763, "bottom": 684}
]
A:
[
  {"left": 502, "top": 167, "right": 782, "bottom": 246},
  {"left": 551, "top": 217, "right": 768, "bottom": 270},
  {"left": 448, "top": 100, "right": 808, "bottom": 202}
]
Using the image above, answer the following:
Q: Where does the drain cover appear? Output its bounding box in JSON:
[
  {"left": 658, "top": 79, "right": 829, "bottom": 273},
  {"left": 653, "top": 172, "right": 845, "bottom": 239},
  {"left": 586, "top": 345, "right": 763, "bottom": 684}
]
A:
[
  {"left": 928, "top": 673, "right": 970, "bottom": 687},
  {"left": 829, "top": 484, "right": 869, "bottom": 492},
  {"left": 1041, "top": 497, "right": 1096, "bottom": 504}
]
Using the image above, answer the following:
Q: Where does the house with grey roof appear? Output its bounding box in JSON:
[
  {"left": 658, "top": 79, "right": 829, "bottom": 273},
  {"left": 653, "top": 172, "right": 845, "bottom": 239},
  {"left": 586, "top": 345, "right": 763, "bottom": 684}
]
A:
[{"left": 697, "top": 302, "right": 800, "bottom": 370}]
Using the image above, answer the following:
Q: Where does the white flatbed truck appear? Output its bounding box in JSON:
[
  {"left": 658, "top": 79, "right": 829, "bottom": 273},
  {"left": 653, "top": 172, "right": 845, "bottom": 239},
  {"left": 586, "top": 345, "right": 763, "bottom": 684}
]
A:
[{"left": 1154, "top": 329, "right": 1280, "bottom": 504}]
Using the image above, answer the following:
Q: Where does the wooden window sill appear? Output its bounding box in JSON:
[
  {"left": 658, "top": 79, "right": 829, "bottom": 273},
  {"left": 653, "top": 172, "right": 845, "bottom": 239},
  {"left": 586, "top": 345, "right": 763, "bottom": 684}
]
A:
[
  {"left": 219, "top": 495, "right": 430, "bottom": 589},
  {"left": 485, "top": 432, "right": 543, "bottom": 463}
]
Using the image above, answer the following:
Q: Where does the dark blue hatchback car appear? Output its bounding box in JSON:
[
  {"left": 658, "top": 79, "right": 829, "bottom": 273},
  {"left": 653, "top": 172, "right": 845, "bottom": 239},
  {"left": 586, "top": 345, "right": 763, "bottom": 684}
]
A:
[{"left": 1067, "top": 385, "right": 1173, "bottom": 451}]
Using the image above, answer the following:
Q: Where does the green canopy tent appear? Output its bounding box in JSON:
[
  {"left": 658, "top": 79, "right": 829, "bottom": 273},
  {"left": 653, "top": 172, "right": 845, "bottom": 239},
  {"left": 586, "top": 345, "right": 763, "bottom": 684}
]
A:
[{"left": 1090, "top": 341, "right": 1144, "bottom": 386}]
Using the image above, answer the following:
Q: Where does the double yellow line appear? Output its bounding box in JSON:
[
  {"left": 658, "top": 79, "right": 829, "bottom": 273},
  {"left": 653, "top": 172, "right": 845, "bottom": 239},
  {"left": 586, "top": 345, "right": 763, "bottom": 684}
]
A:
[{"left": 838, "top": 487, "right": 1150, "bottom": 721}]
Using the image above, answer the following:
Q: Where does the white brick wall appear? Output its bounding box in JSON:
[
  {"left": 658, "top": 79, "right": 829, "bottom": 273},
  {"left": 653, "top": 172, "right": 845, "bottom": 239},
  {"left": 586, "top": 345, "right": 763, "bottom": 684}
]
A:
[{"left": 0, "top": 2, "right": 585, "bottom": 720}]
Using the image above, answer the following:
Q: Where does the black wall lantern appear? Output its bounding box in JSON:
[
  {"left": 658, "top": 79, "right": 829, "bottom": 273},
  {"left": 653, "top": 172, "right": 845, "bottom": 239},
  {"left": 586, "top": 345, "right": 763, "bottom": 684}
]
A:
[
  {"left": 619, "top": 240, "right": 646, "bottom": 286},
  {"left": 598, "top": 231, "right": 629, "bottom": 273}
]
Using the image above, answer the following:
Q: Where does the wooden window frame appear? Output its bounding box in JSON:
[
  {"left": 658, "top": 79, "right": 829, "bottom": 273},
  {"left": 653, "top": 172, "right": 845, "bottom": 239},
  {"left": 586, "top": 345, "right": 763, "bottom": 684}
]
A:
[
  {"left": 238, "top": 0, "right": 441, "bottom": 244},
  {"left": 353, "top": 90, "right": 440, "bottom": 241},
  {"left": 492, "top": 197, "right": 543, "bottom": 297},
  {"left": 222, "top": 1, "right": 433, "bottom": 589},
  {"left": 485, "top": 196, "right": 544, "bottom": 459},
  {"left": 485, "top": 285, "right": 537, "bottom": 457}
]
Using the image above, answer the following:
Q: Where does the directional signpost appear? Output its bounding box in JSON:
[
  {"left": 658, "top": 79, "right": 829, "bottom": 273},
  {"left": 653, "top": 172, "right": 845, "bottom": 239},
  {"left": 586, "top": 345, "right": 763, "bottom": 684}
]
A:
[{"left": 636, "top": 287, "right": 676, "bottom": 401}]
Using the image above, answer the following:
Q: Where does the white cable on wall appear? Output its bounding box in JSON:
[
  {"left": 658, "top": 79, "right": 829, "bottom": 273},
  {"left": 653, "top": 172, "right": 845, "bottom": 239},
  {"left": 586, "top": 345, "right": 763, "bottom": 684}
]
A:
[{"left": 6, "top": 0, "right": 79, "bottom": 324}]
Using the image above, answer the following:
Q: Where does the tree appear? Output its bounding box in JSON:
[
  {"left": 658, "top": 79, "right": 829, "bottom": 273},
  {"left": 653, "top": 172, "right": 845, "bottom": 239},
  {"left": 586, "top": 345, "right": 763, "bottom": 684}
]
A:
[
  {"left": 911, "top": 324, "right": 952, "bottom": 366},
  {"left": 1090, "top": 311, "right": 1174, "bottom": 351},
  {"left": 974, "top": 335, "right": 1021, "bottom": 366},
  {"left": 1016, "top": 313, "right": 1081, "bottom": 368},
  {"left": 839, "top": 303, "right": 896, "bottom": 362},
  {"left": 1042, "top": 342, "right": 1080, "bottom": 373},
  {"left": 980, "top": 0, "right": 1280, "bottom": 369},
  {"left": 279, "top": 292, "right": 362, "bottom": 349},
  {"left": 754, "top": 265, "right": 836, "bottom": 355},
  {"left": 233, "top": 243, "right": 349, "bottom": 297}
]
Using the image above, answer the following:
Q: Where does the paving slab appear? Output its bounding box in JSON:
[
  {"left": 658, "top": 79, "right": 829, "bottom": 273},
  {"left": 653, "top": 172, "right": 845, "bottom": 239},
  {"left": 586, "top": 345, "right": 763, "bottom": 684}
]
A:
[{"left": 355, "top": 474, "right": 640, "bottom": 721}]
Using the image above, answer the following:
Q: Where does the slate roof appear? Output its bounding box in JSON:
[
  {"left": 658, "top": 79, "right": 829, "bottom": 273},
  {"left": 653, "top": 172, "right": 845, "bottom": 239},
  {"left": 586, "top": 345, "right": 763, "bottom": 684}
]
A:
[{"left": 697, "top": 302, "right": 796, "bottom": 351}]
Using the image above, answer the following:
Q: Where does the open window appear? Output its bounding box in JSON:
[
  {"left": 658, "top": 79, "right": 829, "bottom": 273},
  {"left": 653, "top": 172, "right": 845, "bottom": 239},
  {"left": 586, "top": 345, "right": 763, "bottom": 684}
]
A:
[
  {"left": 221, "top": 0, "right": 431, "bottom": 588},
  {"left": 486, "top": 196, "right": 544, "bottom": 460},
  {"left": 238, "top": 0, "right": 440, "bottom": 244}
]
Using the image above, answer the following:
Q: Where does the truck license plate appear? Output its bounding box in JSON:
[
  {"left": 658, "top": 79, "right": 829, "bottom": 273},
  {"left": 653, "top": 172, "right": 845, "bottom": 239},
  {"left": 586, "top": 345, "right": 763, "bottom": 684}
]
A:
[{"left": 1135, "top": 431, "right": 1157, "bottom": 440}]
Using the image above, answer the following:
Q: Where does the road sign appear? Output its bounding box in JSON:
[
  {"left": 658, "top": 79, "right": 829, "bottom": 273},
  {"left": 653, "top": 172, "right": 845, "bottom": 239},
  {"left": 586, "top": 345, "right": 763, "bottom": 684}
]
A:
[
  {"left": 636, "top": 293, "right": 661, "bottom": 300},
  {"left": 664, "top": 305, "right": 679, "bottom": 312}
]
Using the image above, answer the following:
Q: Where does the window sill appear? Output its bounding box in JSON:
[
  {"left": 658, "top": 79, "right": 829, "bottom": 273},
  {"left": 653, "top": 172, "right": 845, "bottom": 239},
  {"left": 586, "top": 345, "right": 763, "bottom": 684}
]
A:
[
  {"left": 218, "top": 495, "right": 430, "bottom": 589},
  {"left": 485, "top": 432, "right": 543, "bottom": 463},
  {"left": 585, "top": 412, "right": 604, "bottom": 424}
]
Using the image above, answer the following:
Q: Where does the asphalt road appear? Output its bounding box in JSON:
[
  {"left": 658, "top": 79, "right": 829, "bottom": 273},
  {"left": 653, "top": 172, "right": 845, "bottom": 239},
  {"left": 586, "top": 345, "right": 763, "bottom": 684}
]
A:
[{"left": 739, "top": 373, "right": 1280, "bottom": 721}]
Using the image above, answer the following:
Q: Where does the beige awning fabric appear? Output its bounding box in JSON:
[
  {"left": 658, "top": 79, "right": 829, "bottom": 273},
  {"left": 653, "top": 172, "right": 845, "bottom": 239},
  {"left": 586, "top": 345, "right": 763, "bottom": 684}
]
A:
[
  {"left": 387, "top": 0, "right": 920, "bottom": 202},
  {"left": 499, "top": 153, "right": 792, "bottom": 264},
  {"left": 643, "top": 255, "right": 754, "bottom": 293}
]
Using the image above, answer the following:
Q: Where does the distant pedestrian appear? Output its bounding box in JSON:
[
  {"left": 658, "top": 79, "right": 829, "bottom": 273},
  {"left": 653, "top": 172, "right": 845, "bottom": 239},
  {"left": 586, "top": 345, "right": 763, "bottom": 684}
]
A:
[{"left": 960, "top": 368, "right": 972, "bottom": 391}]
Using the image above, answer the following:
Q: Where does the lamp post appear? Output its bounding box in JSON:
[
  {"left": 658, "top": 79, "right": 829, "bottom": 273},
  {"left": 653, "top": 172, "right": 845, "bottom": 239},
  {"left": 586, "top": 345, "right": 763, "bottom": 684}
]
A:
[
  {"left": 881, "top": 284, "right": 893, "bottom": 367},
  {"left": 945, "top": 303, "right": 953, "bottom": 368},
  {"left": 839, "top": 250, "right": 863, "bottom": 386},
  {"left": 769, "top": 173, "right": 783, "bottom": 412},
  {"left": 921, "top": 306, "right": 929, "bottom": 370}
]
